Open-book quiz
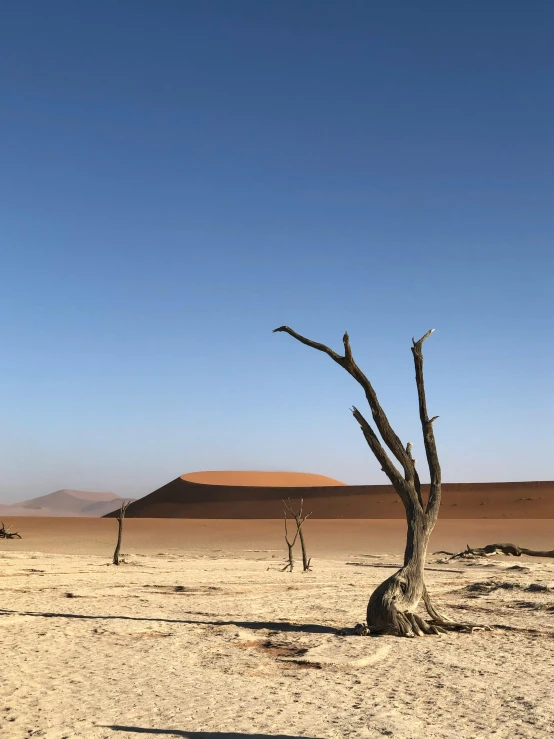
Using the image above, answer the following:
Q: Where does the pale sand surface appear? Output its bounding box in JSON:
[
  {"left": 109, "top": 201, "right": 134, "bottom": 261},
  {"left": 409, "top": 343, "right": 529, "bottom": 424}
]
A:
[{"left": 2, "top": 520, "right": 554, "bottom": 739}]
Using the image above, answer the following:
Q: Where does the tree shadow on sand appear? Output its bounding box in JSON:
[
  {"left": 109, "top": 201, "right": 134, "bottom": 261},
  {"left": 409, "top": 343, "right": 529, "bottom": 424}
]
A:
[
  {"left": 0, "top": 609, "right": 337, "bottom": 635},
  {"left": 103, "top": 729, "right": 322, "bottom": 739}
]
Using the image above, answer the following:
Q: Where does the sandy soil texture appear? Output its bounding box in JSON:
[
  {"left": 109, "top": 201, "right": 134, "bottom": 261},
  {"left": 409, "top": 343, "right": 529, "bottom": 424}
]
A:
[{"left": 1, "top": 521, "right": 554, "bottom": 739}]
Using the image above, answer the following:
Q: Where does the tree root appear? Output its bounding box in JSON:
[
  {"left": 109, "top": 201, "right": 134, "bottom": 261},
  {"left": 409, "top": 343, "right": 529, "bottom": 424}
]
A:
[
  {"left": 421, "top": 585, "right": 490, "bottom": 634},
  {"left": 352, "top": 612, "right": 489, "bottom": 638},
  {"left": 348, "top": 612, "right": 489, "bottom": 638},
  {"left": 349, "top": 586, "right": 491, "bottom": 638},
  {"left": 389, "top": 610, "right": 483, "bottom": 637}
]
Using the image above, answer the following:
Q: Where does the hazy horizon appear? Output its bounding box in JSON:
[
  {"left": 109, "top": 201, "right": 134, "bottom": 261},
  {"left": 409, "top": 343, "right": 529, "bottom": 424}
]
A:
[{"left": 1, "top": 1, "right": 552, "bottom": 502}]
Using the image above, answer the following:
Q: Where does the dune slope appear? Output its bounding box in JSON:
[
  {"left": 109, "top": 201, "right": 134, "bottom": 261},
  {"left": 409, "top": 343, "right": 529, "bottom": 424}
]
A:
[
  {"left": 103, "top": 473, "right": 554, "bottom": 519},
  {"left": 0, "top": 489, "right": 133, "bottom": 517}
]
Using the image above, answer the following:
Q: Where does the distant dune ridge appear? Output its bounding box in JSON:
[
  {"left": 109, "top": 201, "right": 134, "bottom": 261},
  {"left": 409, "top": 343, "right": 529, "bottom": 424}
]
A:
[
  {"left": 180, "top": 470, "right": 347, "bottom": 487},
  {"left": 0, "top": 489, "right": 134, "bottom": 517},
  {"left": 103, "top": 471, "right": 554, "bottom": 519}
]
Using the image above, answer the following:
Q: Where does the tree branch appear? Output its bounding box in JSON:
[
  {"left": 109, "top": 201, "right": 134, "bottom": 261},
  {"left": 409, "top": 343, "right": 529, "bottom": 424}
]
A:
[
  {"left": 411, "top": 330, "right": 441, "bottom": 519},
  {"left": 273, "top": 326, "right": 413, "bottom": 475},
  {"left": 283, "top": 510, "right": 301, "bottom": 548},
  {"left": 351, "top": 406, "right": 415, "bottom": 507},
  {"left": 273, "top": 326, "right": 345, "bottom": 365},
  {"left": 405, "top": 442, "right": 424, "bottom": 509},
  {"left": 283, "top": 497, "right": 312, "bottom": 524}
]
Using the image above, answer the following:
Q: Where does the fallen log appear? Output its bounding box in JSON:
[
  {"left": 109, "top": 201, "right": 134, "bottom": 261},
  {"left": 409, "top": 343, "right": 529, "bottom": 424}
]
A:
[
  {"left": 435, "top": 543, "right": 554, "bottom": 560},
  {"left": 0, "top": 522, "right": 22, "bottom": 539}
]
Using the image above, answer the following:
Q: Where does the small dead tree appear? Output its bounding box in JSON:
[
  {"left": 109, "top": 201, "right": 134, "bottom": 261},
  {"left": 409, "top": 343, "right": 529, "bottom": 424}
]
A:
[
  {"left": 281, "top": 510, "right": 301, "bottom": 572},
  {"left": 112, "top": 500, "right": 130, "bottom": 566},
  {"left": 274, "top": 325, "right": 483, "bottom": 637},
  {"left": 283, "top": 498, "right": 312, "bottom": 571},
  {"left": 0, "top": 522, "right": 22, "bottom": 539}
]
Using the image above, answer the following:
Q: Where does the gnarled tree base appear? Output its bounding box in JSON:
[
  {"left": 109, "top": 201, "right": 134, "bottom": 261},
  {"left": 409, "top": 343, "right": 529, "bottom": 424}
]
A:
[{"left": 361, "top": 573, "right": 489, "bottom": 638}]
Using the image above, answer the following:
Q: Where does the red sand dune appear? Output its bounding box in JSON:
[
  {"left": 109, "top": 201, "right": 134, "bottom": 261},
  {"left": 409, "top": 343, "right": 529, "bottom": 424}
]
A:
[
  {"left": 180, "top": 471, "right": 347, "bottom": 487},
  {"left": 104, "top": 472, "right": 554, "bottom": 519}
]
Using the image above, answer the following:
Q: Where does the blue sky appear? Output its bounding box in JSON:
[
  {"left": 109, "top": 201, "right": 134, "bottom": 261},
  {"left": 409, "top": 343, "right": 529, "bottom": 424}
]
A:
[{"left": 0, "top": 0, "right": 552, "bottom": 500}]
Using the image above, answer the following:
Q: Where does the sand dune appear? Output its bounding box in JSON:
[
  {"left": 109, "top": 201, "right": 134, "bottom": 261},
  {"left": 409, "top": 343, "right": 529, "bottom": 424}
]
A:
[
  {"left": 0, "top": 489, "right": 133, "bottom": 518},
  {"left": 104, "top": 473, "right": 554, "bottom": 519},
  {"left": 181, "top": 470, "right": 347, "bottom": 486}
]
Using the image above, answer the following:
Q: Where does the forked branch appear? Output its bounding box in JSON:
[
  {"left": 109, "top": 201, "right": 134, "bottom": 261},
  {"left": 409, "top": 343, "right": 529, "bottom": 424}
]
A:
[
  {"left": 351, "top": 407, "right": 410, "bottom": 504},
  {"left": 281, "top": 510, "right": 301, "bottom": 572},
  {"left": 273, "top": 326, "right": 412, "bottom": 475},
  {"left": 283, "top": 498, "right": 313, "bottom": 571},
  {"left": 273, "top": 326, "right": 439, "bottom": 512}
]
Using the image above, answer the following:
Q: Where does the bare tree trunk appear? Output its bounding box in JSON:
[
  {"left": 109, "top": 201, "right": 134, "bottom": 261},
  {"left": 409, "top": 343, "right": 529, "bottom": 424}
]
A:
[
  {"left": 274, "top": 325, "right": 484, "bottom": 636},
  {"left": 112, "top": 501, "right": 130, "bottom": 566},
  {"left": 281, "top": 511, "right": 300, "bottom": 572},
  {"left": 284, "top": 541, "right": 295, "bottom": 571},
  {"left": 283, "top": 498, "right": 312, "bottom": 571},
  {"left": 298, "top": 527, "right": 311, "bottom": 571}
]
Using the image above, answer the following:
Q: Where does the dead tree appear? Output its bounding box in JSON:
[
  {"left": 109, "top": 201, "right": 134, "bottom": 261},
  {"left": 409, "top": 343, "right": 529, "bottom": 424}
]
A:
[
  {"left": 283, "top": 498, "right": 312, "bottom": 571},
  {"left": 438, "top": 543, "right": 554, "bottom": 560},
  {"left": 112, "top": 500, "right": 130, "bottom": 565},
  {"left": 0, "top": 522, "right": 22, "bottom": 539},
  {"left": 281, "top": 510, "right": 301, "bottom": 572},
  {"left": 274, "top": 325, "right": 483, "bottom": 636}
]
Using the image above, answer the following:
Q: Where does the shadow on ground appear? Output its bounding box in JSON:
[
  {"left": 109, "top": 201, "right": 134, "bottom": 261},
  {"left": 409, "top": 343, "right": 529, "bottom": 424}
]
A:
[
  {"left": 0, "top": 609, "right": 338, "bottom": 634},
  {"left": 103, "top": 728, "right": 323, "bottom": 738}
]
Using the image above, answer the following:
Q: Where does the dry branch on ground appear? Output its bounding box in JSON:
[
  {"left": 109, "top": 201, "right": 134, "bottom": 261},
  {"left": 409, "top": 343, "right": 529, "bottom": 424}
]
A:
[
  {"left": 436, "top": 543, "right": 554, "bottom": 560},
  {"left": 0, "top": 522, "right": 22, "bottom": 539}
]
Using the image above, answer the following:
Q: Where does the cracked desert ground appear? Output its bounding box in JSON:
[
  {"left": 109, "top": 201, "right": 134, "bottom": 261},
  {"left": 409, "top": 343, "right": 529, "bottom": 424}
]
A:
[{"left": 1, "top": 518, "right": 554, "bottom": 739}]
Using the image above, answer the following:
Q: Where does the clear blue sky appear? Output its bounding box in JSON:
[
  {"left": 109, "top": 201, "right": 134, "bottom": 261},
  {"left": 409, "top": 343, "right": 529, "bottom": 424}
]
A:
[{"left": 0, "top": 0, "right": 552, "bottom": 501}]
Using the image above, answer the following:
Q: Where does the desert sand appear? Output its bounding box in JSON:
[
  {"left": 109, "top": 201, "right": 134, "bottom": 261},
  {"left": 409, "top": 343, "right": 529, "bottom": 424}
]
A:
[
  {"left": 3, "top": 517, "right": 554, "bottom": 557},
  {"left": 2, "top": 517, "right": 554, "bottom": 739}
]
